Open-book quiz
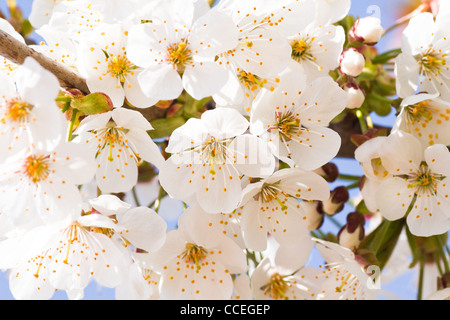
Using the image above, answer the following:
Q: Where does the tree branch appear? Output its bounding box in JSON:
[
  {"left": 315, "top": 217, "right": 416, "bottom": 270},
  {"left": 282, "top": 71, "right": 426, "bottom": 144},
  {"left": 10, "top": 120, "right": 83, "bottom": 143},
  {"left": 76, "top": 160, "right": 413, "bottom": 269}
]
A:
[
  {"left": 0, "top": 29, "right": 90, "bottom": 94},
  {"left": 0, "top": 29, "right": 168, "bottom": 121}
]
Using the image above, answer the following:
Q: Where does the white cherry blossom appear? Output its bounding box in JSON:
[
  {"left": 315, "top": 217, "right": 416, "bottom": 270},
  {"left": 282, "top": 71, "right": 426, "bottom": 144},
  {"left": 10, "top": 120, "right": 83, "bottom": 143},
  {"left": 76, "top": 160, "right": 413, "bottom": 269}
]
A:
[
  {"left": 238, "top": 167, "right": 330, "bottom": 251},
  {"left": 374, "top": 130, "right": 450, "bottom": 236},
  {"left": 0, "top": 212, "right": 131, "bottom": 300},
  {"left": 250, "top": 70, "right": 347, "bottom": 170},
  {"left": 126, "top": 0, "right": 237, "bottom": 101},
  {"left": 0, "top": 57, "right": 66, "bottom": 160},
  {"left": 159, "top": 107, "right": 275, "bottom": 214},
  {"left": 73, "top": 107, "right": 165, "bottom": 194},
  {"left": 148, "top": 206, "right": 247, "bottom": 300},
  {"left": 0, "top": 140, "right": 95, "bottom": 229},
  {"left": 77, "top": 23, "right": 157, "bottom": 108},
  {"left": 395, "top": 12, "right": 450, "bottom": 100},
  {"left": 392, "top": 92, "right": 450, "bottom": 150}
]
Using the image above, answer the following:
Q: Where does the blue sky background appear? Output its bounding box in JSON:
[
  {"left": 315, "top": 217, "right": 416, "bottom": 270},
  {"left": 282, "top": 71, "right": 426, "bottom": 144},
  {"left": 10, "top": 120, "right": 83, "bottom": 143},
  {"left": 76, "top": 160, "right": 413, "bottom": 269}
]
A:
[{"left": 0, "top": 0, "right": 424, "bottom": 300}]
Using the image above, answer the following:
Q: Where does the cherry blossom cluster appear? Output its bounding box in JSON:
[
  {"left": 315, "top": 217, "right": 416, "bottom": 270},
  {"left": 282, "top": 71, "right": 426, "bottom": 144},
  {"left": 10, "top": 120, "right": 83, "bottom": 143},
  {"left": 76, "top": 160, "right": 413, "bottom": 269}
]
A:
[{"left": 0, "top": 0, "right": 448, "bottom": 301}]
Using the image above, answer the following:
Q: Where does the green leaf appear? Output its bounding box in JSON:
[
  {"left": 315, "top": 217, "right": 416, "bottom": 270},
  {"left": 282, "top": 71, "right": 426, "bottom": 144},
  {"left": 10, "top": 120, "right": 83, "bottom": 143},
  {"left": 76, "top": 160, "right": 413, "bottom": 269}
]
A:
[
  {"left": 405, "top": 225, "right": 420, "bottom": 268},
  {"left": 149, "top": 116, "right": 186, "bottom": 139},
  {"left": 358, "top": 218, "right": 405, "bottom": 270}
]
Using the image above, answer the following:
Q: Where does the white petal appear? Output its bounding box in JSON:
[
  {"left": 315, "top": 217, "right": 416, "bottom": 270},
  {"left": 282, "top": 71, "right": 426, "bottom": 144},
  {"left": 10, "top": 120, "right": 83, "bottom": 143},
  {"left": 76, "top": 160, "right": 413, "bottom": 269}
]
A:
[
  {"left": 116, "top": 207, "right": 167, "bottom": 252},
  {"left": 375, "top": 177, "right": 414, "bottom": 221},
  {"left": 230, "top": 134, "right": 275, "bottom": 178},
  {"left": 394, "top": 53, "right": 420, "bottom": 99},
  {"left": 200, "top": 107, "right": 249, "bottom": 139},
  {"left": 89, "top": 194, "right": 132, "bottom": 216},
  {"left": 182, "top": 61, "right": 228, "bottom": 100},
  {"left": 138, "top": 64, "right": 183, "bottom": 101}
]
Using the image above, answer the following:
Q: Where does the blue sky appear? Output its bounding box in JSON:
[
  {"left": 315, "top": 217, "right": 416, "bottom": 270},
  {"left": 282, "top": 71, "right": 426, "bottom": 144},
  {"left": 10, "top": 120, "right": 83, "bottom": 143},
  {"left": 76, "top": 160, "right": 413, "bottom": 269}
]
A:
[{"left": 0, "top": 0, "right": 420, "bottom": 300}]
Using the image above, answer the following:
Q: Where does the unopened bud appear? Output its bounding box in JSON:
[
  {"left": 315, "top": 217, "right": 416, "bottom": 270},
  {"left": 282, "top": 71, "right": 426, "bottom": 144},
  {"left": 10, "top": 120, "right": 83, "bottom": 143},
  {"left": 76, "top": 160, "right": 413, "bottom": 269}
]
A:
[
  {"left": 344, "top": 83, "right": 365, "bottom": 109},
  {"left": 350, "top": 17, "right": 384, "bottom": 45},
  {"left": 340, "top": 48, "right": 365, "bottom": 78},
  {"left": 313, "top": 162, "right": 339, "bottom": 182},
  {"left": 322, "top": 186, "right": 349, "bottom": 215},
  {"left": 338, "top": 211, "right": 365, "bottom": 250},
  {"left": 302, "top": 200, "right": 325, "bottom": 231},
  {"left": 71, "top": 92, "right": 113, "bottom": 115}
]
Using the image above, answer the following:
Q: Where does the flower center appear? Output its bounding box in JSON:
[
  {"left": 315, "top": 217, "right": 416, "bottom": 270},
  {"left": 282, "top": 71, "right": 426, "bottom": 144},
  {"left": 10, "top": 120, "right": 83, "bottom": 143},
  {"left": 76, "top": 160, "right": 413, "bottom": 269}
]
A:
[
  {"left": 201, "top": 136, "right": 230, "bottom": 175},
  {"left": 237, "top": 71, "right": 267, "bottom": 92},
  {"left": 405, "top": 100, "right": 433, "bottom": 122},
  {"left": 167, "top": 42, "right": 192, "bottom": 72},
  {"left": 290, "top": 38, "right": 314, "bottom": 62},
  {"left": 260, "top": 183, "right": 288, "bottom": 211},
  {"left": 107, "top": 54, "right": 134, "bottom": 83},
  {"left": 24, "top": 154, "right": 50, "bottom": 183},
  {"left": 182, "top": 243, "right": 207, "bottom": 270},
  {"left": 1, "top": 99, "right": 33, "bottom": 124},
  {"left": 274, "top": 111, "right": 300, "bottom": 140},
  {"left": 407, "top": 164, "right": 443, "bottom": 195},
  {"left": 261, "top": 273, "right": 289, "bottom": 300},
  {"left": 419, "top": 51, "right": 447, "bottom": 75}
]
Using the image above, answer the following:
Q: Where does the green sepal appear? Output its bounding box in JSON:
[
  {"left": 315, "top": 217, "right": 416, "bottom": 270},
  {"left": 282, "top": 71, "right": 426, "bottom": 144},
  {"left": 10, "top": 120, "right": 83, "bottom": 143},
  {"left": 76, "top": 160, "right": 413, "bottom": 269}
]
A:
[{"left": 71, "top": 92, "right": 113, "bottom": 115}]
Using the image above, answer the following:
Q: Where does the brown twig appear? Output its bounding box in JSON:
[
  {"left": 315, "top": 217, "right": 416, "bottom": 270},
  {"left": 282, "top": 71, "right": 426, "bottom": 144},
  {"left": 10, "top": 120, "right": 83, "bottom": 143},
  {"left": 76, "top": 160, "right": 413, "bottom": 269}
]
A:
[{"left": 0, "top": 29, "right": 90, "bottom": 94}]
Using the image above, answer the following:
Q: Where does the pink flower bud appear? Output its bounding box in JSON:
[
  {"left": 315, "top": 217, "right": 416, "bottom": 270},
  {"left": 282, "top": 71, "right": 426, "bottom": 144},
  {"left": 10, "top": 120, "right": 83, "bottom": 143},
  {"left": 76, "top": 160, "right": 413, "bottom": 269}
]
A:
[
  {"left": 350, "top": 16, "right": 384, "bottom": 45},
  {"left": 339, "top": 48, "right": 365, "bottom": 77},
  {"left": 344, "top": 83, "right": 365, "bottom": 109}
]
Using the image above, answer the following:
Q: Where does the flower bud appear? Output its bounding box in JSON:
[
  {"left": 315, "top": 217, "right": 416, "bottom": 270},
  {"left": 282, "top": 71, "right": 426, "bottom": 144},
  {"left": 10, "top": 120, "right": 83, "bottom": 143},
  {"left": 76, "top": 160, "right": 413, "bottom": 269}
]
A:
[
  {"left": 339, "top": 48, "right": 365, "bottom": 77},
  {"left": 322, "top": 186, "right": 349, "bottom": 215},
  {"left": 302, "top": 200, "right": 325, "bottom": 231},
  {"left": 338, "top": 211, "right": 365, "bottom": 250},
  {"left": 344, "top": 83, "right": 365, "bottom": 109},
  {"left": 350, "top": 16, "right": 384, "bottom": 45},
  {"left": 313, "top": 162, "right": 339, "bottom": 182}
]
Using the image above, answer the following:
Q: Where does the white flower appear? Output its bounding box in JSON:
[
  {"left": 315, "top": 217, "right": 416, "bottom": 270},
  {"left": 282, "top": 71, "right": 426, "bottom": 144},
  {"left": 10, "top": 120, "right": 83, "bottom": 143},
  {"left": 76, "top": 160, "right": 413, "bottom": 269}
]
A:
[
  {"left": 73, "top": 108, "right": 164, "bottom": 194},
  {"left": 394, "top": 12, "right": 450, "bottom": 100},
  {"left": 339, "top": 48, "right": 365, "bottom": 78},
  {"left": 0, "top": 140, "right": 95, "bottom": 229},
  {"left": 392, "top": 92, "right": 450, "bottom": 150},
  {"left": 211, "top": 0, "right": 313, "bottom": 111},
  {"left": 250, "top": 236, "right": 320, "bottom": 300},
  {"left": 313, "top": 239, "right": 379, "bottom": 300},
  {"left": 159, "top": 107, "right": 275, "bottom": 214},
  {"left": 87, "top": 194, "right": 167, "bottom": 253},
  {"left": 350, "top": 16, "right": 384, "bottom": 45},
  {"left": 238, "top": 168, "right": 330, "bottom": 251},
  {"left": 126, "top": 1, "right": 237, "bottom": 101},
  {"left": 374, "top": 130, "right": 450, "bottom": 236},
  {"left": 250, "top": 71, "right": 347, "bottom": 170},
  {"left": 0, "top": 57, "right": 66, "bottom": 160},
  {"left": 289, "top": 23, "right": 345, "bottom": 81},
  {"left": 0, "top": 212, "right": 132, "bottom": 300},
  {"left": 115, "top": 252, "right": 161, "bottom": 300},
  {"left": 148, "top": 206, "right": 247, "bottom": 300},
  {"left": 77, "top": 23, "right": 157, "bottom": 108}
]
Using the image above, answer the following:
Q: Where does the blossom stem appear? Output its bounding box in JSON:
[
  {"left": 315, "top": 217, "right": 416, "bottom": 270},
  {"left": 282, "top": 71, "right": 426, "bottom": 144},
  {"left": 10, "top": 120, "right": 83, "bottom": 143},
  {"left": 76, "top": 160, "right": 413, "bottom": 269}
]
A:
[
  {"left": 417, "top": 250, "right": 425, "bottom": 300},
  {"left": 338, "top": 174, "right": 361, "bottom": 181},
  {"left": 67, "top": 109, "right": 78, "bottom": 142},
  {"left": 131, "top": 186, "right": 140, "bottom": 207},
  {"left": 356, "top": 109, "right": 368, "bottom": 133}
]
